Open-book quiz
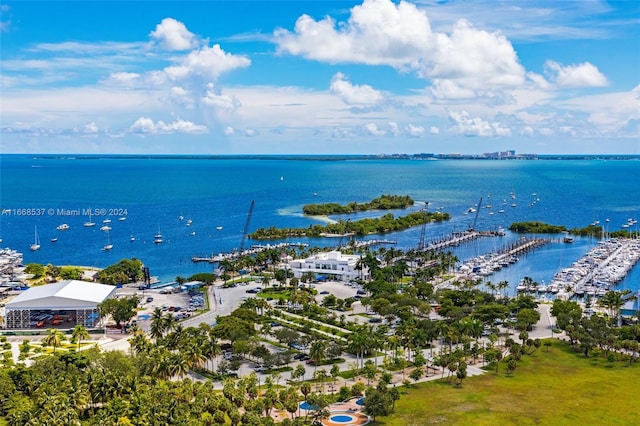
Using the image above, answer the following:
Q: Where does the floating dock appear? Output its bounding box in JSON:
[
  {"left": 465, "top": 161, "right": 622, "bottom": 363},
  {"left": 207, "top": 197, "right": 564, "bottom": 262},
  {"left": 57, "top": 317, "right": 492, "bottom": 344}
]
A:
[
  {"left": 459, "top": 237, "right": 551, "bottom": 278},
  {"left": 192, "top": 242, "right": 309, "bottom": 263},
  {"left": 421, "top": 229, "right": 503, "bottom": 252}
]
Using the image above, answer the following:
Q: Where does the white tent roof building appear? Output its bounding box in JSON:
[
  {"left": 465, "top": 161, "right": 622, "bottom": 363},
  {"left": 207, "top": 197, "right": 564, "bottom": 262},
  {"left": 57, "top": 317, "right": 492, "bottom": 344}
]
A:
[{"left": 4, "top": 280, "right": 116, "bottom": 329}]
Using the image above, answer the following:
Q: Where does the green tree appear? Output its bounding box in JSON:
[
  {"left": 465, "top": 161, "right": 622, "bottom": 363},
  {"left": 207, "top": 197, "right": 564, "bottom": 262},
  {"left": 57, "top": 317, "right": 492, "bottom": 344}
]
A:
[
  {"left": 71, "top": 325, "right": 90, "bottom": 351},
  {"left": 41, "top": 328, "right": 65, "bottom": 353},
  {"left": 98, "top": 296, "right": 139, "bottom": 326},
  {"left": 60, "top": 266, "right": 84, "bottom": 280},
  {"left": 24, "top": 263, "right": 45, "bottom": 278}
]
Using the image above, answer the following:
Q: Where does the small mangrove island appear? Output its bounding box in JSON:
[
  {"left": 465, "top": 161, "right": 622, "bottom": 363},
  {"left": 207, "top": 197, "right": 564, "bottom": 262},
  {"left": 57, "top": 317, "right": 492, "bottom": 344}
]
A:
[
  {"left": 250, "top": 210, "right": 450, "bottom": 240},
  {"left": 507, "top": 221, "right": 625, "bottom": 238},
  {"left": 302, "top": 194, "right": 414, "bottom": 215}
]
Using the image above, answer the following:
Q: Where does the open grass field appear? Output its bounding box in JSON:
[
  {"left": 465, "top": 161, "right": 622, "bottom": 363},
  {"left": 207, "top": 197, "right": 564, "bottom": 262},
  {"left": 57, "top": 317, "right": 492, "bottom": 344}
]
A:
[{"left": 377, "top": 340, "right": 640, "bottom": 426}]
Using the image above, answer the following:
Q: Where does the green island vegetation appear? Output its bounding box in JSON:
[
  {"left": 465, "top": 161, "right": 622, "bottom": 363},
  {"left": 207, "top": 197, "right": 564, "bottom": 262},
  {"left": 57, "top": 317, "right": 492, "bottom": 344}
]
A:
[
  {"left": 250, "top": 210, "right": 450, "bottom": 239},
  {"left": 95, "top": 258, "right": 144, "bottom": 284},
  {"left": 302, "top": 194, "right": 414, "bottom": 215},
  {"left": 2, "top": 245, "right": 640, "bottom": 425},
  {"left": 508, "top": 221, "right": 616, "bottom": 239}
]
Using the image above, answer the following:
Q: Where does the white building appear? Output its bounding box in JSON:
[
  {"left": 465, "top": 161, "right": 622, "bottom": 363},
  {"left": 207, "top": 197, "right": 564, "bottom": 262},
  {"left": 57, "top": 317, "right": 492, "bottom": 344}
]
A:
[
  {"left": 4, "top": 280, "right": 116, "bottom": 329},
  {"left": 289, "top": 251, "right": 369, "bottom": 282}
]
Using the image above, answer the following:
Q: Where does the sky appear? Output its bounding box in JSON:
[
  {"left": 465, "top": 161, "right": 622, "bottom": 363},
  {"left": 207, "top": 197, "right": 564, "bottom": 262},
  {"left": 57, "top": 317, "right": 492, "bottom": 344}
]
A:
[{"left": 0, "top": 0, "right": 639, "bottom": 155}]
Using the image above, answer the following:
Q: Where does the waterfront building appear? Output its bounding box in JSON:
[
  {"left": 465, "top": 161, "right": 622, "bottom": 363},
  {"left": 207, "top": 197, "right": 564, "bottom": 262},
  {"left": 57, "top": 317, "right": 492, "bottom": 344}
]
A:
[{"left": 289, "top": 250, "right": 370, "bottom": 282}]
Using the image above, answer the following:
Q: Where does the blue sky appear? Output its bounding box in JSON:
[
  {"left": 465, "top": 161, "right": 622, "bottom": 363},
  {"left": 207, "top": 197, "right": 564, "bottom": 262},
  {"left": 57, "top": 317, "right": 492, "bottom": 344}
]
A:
[{"left": 1, "top": 0, "right": 638, "bottom": 154}]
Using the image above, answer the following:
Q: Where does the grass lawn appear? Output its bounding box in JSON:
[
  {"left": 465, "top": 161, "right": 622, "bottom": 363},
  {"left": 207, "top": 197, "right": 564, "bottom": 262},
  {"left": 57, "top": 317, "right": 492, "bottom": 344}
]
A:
[{"left": 376, "top": 340, "right": 640, "bottom": 426}]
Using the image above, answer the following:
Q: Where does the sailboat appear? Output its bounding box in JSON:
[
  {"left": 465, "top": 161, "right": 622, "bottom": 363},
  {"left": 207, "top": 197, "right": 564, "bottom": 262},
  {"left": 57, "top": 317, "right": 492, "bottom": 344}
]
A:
[
  {"left": 102, "top": 230, "right": 113, "bottom": 251},
  {"left": 154, "top": 227, "right": 164, "bottom": 244},
  {"left": 84, "top": 210, "right": 96, "bottom": 227},
  {"left": 30, "top": 226, "right": 41, "bottom": 251}
]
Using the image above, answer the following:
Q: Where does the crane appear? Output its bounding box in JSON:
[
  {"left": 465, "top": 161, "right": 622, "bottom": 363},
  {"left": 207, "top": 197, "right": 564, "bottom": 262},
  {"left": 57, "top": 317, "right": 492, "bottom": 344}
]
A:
[
  {"left": 239, "top": 200, "right": 255, "bottom": 253},
  {"left": 417, "top": 201, "right": 429, "bottom": 251},
  {"left": 470, "top": 197, "right": 482, "bottom": 231}
]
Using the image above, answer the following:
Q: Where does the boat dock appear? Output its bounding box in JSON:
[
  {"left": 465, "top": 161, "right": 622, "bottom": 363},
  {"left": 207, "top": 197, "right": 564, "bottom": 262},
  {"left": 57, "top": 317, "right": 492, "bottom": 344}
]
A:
[
  {"left": 351, "top": 239, "right": 397, "bottom": 248},
  {"left": 459, "top": 237, "right": 551, "bottom": 278},
  {"left": 192, "top": 242, "right": 309, "bottom": 263},
  {"left": 553, "top": 238, "right": 640, "bottom": 299},
  {"left": 421, "top": 229, "right": 502, "bottom": 252}
]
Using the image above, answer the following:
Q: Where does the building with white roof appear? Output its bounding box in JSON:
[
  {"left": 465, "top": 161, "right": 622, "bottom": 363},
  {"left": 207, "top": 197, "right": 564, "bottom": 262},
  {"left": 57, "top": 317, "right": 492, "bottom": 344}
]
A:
[
  {"left": 4, "top": 280, "right": 116, "bottom": 329},
  {"left": 288, "top": 250, "right": 369, "bottom": 282}
]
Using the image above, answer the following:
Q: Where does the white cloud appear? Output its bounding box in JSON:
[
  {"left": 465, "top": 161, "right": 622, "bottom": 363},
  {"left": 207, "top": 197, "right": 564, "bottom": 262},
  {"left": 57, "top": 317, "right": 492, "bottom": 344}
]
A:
[
  {"left": 544, "top": 60, "right": 608, "bottom": 88},
  {"left": 363, "top": 122, "right": 386, "bottom": 136},
  {"left": 330, "top": 73, "right": 384, "bottom": 105},
  {"left": 130, "top": 117, "right": 208, "bottom": 134},
  {"left": 430, "top": 126, "right": 440, "bottom": 134},
  {"left": 164, "top": 44, "right": 251, "bottom": 82},
  {"left": 405, "top": 124, "right": 425, "bottom": 137},
  {"left": 388, "top": 121, "right": 399, "bottom": 136},
  {"left": 108, "top": 72, "right": 141, "bottom": 84},
  {"left": 448, "top": 110, "right": 510, "bottom": 136},
  {"left": 276, "top": 0, "right": 525, "bottom": 98},
  {"left": 201, "top": 84, "right": 242, "bottom": 111},
  {"left": 526, "top": 72, "right": 551, "bottom": 90},
  {"left": 224, "top": 126, "right": 235, "bottom": 136},
  {"left": 245, "top": 129, "right": 257, "bottom": 137},
  {"left": 150, "top": 17, "right": 198, "bottom": 51},
  {"left": 275, "top": 0, "right": 432, "bottom": 68},
  {"left": 84, "top": 122, "right": 99, "bottom": 134}
]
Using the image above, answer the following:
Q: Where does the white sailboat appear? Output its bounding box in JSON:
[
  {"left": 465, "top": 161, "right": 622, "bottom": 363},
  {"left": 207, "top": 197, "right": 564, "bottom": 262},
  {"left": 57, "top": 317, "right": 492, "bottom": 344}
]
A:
[
  {"left": 84, "top": 210, "right": 96, "bottom": 227},
  {"left": 103, "top": 230, "right": 113, "bottom": 251},
  {"left": 30, "top": 226, "right": 41, "bottom": 251}
]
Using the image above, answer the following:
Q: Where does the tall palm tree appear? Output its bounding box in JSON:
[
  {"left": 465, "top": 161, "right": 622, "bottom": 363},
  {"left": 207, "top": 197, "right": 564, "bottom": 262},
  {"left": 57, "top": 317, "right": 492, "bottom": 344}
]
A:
[
  {"left": 41, "top": 328, "right": 65, "bottom": 353},
  {"left": 309, "top": 340, "right": 327, "bottom": 372},
  {"left": 71, "top": 324, "right": 90, "bottom": 351},
  {"left": 150, "top": 307, "right": 166, "bottom": 341}
]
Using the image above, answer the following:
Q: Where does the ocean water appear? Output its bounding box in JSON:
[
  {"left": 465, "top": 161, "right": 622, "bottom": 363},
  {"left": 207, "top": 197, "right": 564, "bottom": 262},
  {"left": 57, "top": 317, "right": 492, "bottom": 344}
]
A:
[{"left": 1, "top": 155, "right": 639, "bottom": 293}]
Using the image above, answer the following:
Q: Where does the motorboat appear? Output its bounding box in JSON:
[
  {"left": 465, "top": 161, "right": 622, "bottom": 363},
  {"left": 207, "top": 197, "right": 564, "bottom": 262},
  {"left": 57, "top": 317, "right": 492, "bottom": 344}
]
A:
[
  {"left": 100, "top": 225, "right": 112, "bottom": 232},
  {"left": 154, "top": 228, "right": 163, "bottom": 244},
  {"left": 56, "top": 223, "right": 69, "bottom": 231}
]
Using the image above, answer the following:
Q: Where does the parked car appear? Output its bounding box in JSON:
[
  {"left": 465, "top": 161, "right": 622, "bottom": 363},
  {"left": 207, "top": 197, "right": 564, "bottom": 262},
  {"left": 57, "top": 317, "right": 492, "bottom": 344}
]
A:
[
  {"left": 293, "top": 353, "right": 310, "bottom": 361},
  {"left": 146, "top": 296, "right": 154, "bottom": 303}
]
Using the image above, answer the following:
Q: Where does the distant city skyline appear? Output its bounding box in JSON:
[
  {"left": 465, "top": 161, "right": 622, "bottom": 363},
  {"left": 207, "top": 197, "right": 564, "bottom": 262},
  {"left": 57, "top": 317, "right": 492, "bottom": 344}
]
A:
[{"left": 1, "top": 0, "right": 638, "bottom": 155}]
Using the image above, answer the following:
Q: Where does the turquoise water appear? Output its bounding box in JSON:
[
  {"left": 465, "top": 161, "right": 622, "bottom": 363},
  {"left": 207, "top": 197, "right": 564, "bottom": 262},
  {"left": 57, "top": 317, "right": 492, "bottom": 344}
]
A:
[{"left": 1, "top": 155, "right": 639, "bottom": 292}]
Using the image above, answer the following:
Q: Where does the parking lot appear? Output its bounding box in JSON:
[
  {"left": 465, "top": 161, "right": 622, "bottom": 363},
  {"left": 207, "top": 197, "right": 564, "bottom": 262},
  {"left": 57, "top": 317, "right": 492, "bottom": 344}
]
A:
[{"left": 116, "top": 285, "right": 206, "bottom": 331}]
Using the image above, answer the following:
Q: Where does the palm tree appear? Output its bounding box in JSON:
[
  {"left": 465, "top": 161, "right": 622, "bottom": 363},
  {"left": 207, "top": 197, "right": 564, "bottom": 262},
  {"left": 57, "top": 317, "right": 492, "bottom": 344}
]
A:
[
  {"left": 599, "top": 290, "right": 631, "bottom": 324},
  {"left": 150, "top": 307, "right": 166, "bottom": 341},
  {"left": 71, "top": 324, "right": 90, "bottom": 351},
  {"left": 41, "top": 328, "right": 65, "bottom": 353},
  {"left": 309, "top": 340, "right": 327, "bottom": 372},
  {"left": 497, "top": 280, "right": 510, "bottom": 298}
]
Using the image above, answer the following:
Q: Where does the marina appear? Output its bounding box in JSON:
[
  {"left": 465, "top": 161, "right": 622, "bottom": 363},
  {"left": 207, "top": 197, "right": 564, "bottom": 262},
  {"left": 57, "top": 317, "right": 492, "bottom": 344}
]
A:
[
  {"left": 459, "top": 237, "right": 551, "bottom": 279},
  {"left": 548, "top": 238, "right": 640, "bottom": 300},
  {"left": 420, "top": 229, "right": 503, "bottom": 252}
]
